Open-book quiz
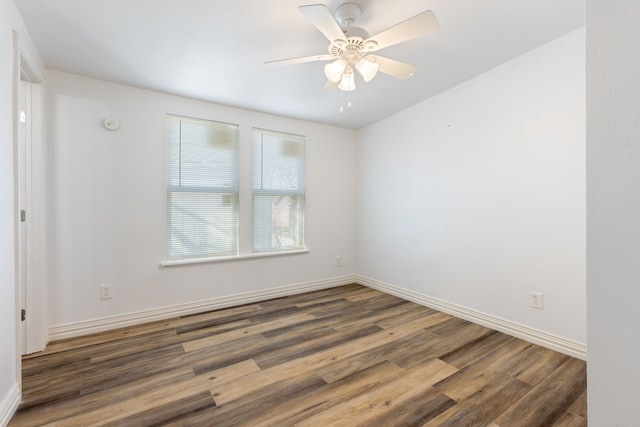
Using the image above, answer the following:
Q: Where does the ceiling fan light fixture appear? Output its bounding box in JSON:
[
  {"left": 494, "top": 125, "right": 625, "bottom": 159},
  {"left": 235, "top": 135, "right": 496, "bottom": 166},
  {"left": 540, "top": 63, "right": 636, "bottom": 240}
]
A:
[
  {"left": 338, "top": 66, "right": 356, "bottom": 91},
  {"left": 324, "top": 59, "right": 347, "bottom": 82},
  {"left": 356, "top": 56, "right": 379, "bottom": 82}
]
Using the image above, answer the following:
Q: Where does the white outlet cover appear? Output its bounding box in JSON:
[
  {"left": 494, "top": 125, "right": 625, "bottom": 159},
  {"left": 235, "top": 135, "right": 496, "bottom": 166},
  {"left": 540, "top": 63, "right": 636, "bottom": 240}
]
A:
[
  {"left": 100, "top": 284, "right": 113, "bottom": 300},
  {"left": 531, "top": 292, "right": 544, "bottom": 309}
]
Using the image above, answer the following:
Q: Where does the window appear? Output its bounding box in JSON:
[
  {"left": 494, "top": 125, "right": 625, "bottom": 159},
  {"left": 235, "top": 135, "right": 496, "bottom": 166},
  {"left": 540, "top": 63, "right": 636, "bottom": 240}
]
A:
[
  {"left": 166, "top": 115, "right": 239, "bottom": 259},
  {"left": 252, "top": 129, "right": 305, "bottom": 252}
]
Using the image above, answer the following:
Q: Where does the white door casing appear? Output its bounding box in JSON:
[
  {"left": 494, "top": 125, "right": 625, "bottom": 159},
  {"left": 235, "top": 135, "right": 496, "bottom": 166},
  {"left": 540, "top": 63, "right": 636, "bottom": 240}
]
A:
[{"left": 18, "top": 54, "right": 47, "bottom": 355}]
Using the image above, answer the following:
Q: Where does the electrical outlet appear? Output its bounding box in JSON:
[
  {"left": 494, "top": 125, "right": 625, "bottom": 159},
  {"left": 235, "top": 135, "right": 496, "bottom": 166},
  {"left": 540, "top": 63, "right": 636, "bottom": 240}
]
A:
[
  {"left": 335, "top": 256, "right": 342, "bottom": 267},
  {"left": 100, "top": 284, "right": 113, "bottom": 300},
  {"left": 531, "top": 292, "right": 543, "bottom": 310}
]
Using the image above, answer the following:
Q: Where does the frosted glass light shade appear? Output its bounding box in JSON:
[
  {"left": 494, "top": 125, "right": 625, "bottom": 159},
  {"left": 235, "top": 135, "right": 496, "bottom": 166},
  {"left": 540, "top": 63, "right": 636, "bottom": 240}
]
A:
[
  {"left": 338, "top": 66, "right": 356, "bottom": 91},
  {"left": 356, "top": 57, "right": 379, "bottom": 82},
  {"left": 324, "top": 59, "right": 347, "bottom": 83}
]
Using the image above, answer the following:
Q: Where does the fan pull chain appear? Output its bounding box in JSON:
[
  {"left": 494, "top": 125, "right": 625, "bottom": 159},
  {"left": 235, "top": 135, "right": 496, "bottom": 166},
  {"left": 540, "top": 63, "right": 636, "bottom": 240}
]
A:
[{"left": 339, "top": 91, "right": 353, "bottom": 114}]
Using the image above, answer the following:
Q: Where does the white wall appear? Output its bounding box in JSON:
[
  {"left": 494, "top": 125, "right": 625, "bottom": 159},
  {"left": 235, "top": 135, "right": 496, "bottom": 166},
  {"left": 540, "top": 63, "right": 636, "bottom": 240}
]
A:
[
  {"left": 45, "top": 70, "right": 357, "bottom": 329},
  {"left": 357, "top": 29, "right": 586, "bottom": 345},
  {"left": 586, "top": 1, "right": 640, "bottom": 425},
  {"left": 0, "top": 6, "right": 18, "bottom": 422},
  {"left": 0, "top": 0, "right": 43, "bottom": 424}
]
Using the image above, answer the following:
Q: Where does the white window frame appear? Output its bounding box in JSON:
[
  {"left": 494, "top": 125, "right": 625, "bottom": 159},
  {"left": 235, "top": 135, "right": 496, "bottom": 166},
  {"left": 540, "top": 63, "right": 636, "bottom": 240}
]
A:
[
  {"left": 252, "top": 128, "right": 306, "bottom": 253},
  {"left": 165, "top": 114, "right": 239, "bottom": 260}
]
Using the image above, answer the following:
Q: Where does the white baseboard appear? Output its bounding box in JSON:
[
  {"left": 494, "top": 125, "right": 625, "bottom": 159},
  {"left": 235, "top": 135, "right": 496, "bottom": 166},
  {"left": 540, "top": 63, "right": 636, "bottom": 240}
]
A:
[
  {"left": 48, "top": 275, "right": 358, "bottom": 341},
  {"left": 47, "top": 274, "right": 586, "bottom": 360},
  {"left": 356, "top": 275, "right": 587, "bottom": 360},
  {"left": 0, "top": 384, "right": 20, "bottom": 427}
]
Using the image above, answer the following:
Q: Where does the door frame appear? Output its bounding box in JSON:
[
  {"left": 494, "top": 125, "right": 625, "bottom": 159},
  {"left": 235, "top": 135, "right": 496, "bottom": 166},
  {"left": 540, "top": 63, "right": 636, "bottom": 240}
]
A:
[{"left": 15, "top": 33, "right": 47, "bottom": 357}]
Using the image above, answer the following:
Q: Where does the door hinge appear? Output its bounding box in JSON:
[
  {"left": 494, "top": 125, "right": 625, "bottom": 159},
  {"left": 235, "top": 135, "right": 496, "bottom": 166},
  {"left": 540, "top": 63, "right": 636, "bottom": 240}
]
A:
[
  {"left": 20, "top": 209, "right": 26, "bottom": 222},
  {"left": 21, "top": 309, "right": 26, "bottom": 322}
]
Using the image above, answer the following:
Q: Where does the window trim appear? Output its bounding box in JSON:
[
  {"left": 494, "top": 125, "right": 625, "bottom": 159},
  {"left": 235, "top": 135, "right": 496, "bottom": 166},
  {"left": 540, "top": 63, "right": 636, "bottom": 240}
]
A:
[
  {"left": 160, "top": 248, "right": 309, "bottom": 267},
  {"left": 161, "top": 119, "right": 310, "bottom": 266}
]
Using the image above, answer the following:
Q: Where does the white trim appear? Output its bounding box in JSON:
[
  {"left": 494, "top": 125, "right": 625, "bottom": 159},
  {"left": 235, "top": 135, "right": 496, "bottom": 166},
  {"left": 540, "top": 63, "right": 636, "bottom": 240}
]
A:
[
  {"left": 23, "top": 81, "right": 47, "bottom": 354},
  {"left": 48, "top": 275, "right": 357, "bottom": 341},
  {"left": 0, "top": 383, "right": 20, "bottom": 427},
  {"left": 356, "top": 275, "right": 587, "bottom": 360},
  {"left": 17, "top": 41, "right": 47, "bottom": 355},
  {"left": 160, "top": 248, "right": 309, "bottom": 267}
]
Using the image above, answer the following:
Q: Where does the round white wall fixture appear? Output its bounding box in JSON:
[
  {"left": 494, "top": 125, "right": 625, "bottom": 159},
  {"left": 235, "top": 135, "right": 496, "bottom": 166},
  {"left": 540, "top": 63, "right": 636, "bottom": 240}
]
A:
[{"left": 103, "top": 117, "right": 120, "bottom": 130}]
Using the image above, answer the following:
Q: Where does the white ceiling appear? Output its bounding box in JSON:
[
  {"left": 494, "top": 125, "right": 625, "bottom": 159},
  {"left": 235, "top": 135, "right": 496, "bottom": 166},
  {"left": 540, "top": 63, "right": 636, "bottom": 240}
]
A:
[{"left": 15, "top": 0, "right": 584, "bottom": 129}]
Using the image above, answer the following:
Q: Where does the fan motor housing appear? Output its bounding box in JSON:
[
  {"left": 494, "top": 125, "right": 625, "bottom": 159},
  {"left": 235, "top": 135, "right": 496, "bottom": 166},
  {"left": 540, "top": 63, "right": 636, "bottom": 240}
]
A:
[
  {"left": 334, "top": 3, "right": 362, "bottom": 27},
  {"left": 328, "top": 37, "right": 365, "bottom": 60}
]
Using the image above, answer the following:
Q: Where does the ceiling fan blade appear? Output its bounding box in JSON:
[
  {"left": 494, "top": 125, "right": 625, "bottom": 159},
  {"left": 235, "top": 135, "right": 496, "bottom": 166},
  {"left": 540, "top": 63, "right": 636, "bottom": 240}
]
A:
[
  {"left": 265, "top": 54, "right": 333, "bottom": 66},
  {"left": 323, "top": 80, "right": 339, "bottom": 91},
  {"left": 368, "top": 55, "right": 417, "bottom": 79},
  {"left": 299, "top": 4, "right": 347, "bottom": 44},
  {"left": 365, "top": 10, "right": 439, "bottom": 52}
]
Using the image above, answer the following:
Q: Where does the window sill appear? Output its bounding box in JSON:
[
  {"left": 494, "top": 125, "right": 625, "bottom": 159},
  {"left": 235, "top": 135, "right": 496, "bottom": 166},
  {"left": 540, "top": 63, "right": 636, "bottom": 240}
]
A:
[{"left": 160, "top": 248, "right": 309, "bottom": 267}]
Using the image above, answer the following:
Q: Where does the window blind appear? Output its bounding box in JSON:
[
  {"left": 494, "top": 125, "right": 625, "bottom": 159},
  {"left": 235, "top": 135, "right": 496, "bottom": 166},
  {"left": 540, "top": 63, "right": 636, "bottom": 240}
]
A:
[
  {"left": 252, "top": 129, "right": 306, "bottom": 252},
  {"left": 167, "top": 115, "right": 239, "bottom": 259}
]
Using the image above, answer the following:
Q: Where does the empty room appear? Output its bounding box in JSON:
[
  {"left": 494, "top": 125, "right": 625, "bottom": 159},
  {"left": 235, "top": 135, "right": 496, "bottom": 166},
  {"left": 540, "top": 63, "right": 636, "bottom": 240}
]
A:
[{"left": 1, "top": 0, "right": 639, "bottom": 426}]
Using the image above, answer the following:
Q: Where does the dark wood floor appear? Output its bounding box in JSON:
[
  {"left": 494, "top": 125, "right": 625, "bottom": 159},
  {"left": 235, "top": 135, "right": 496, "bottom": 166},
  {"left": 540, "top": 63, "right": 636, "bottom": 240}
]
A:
[{"left": 10, "top": 284, "right": 587, "bottom": 426}]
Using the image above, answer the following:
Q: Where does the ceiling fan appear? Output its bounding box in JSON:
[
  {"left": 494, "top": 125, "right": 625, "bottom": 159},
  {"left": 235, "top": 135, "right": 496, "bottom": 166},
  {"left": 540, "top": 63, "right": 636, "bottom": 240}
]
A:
[{"left": 266, "top": 3, "right": 439, "bottom": 93}]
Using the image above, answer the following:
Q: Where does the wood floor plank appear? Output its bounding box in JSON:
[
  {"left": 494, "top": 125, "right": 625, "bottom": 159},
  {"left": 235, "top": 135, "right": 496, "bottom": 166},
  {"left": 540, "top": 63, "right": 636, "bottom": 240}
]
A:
[
  {"left": 510, "top": 343, "right": 570, "bottom": 386},
  {"left": 79, "top": 344, "right": 187, "bottom": 395},
  {"left": 209, "top": 326, "right": 418, "bottom": 406},
  {"left": 568, "top": 390, "right": 587, "bottom": 418},
  {"left": 294, "top": 359, "right": 458, "bottom": 427},
  {"left": 44, "top": 359, "right": 260, "bottom": 427},
  {"left": 435, "top": 368, "right": 510, "bottom": 403},
  {"left": 360, "top": 386, "right": 456, "bottom": 427},
  {"left": 378, "top": 311, "right": 452, "bottom": 333},
  {"left": 438, "top": 330, "right": 514, "bottom": 369},
  {"left": 11, "top": 369, "right": 196, "bottom": 426},
  {"left": 315, "top": 328, "right": 439, "bottom": 383},
  {"left": 274, "top": 285, "right": 362, "bottom": 307},
  {"left": 361, "top": 292, "right": 416, "bottom": 312},
  {"left": 423, "top": 374, "right": 532, "bottom": 426},
  {"left": 10, "top": 284, "right": 587, "bottom": 427},
  {"left": 389, "top": 322, "right": 494, "bottom": 370},
  {"left": 295, "top": 287, "right": 375, "bottom": 307},
  {"left": 89, "top": 318, "right": 254, "bottom": 364},
  {"left": 182, "top": 312, "right": 314, "bottom": 352},
  {"left": 172, "top": 304, "right": 264, "bottom": 334},
  {"left": 343, "top": 288, "right": 388, "bottom": 302},
  {"left": 206, "top": 372, "right": 328, "bottom": 426},
  {"left": 254, "top": 324, "right": 384, "bottom": 370},
  {"left": 433, "top": 338, "right": 535, "bottom": 401},
  {"left": 101, "top": 391, "right": 216, "bottom": 427},
  {"left": 493, "top": 357, "right": 587, "bottom": 427},
  {"left": 185, "top": 314, "right": 381, "bottom": 377},
  {"left": 548, "top": 412, "right": 587, "bottom": 427},
  {"left": 250, "top": 361, "right": 408, "bottom": 427},
  {"left": 374, "top": 304, "right": 441, "bottom": 330},
  {"left": 260, "top": 308, "right": 374, "bottom": 338},
  {"left": 330, "top": 300, "right": 416, "bottom": 331},
  {"left": 304, "top": 298, "right": 372, "bottom": 319},
  {"left": 19, "top": 375, "right": 84, "bottom": 411},
  {"left": 23, "top": 320, "right": 177, "bottom": 358},
  {"left": 192, "top": 325, "right": 344, "bottom": 375}
]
